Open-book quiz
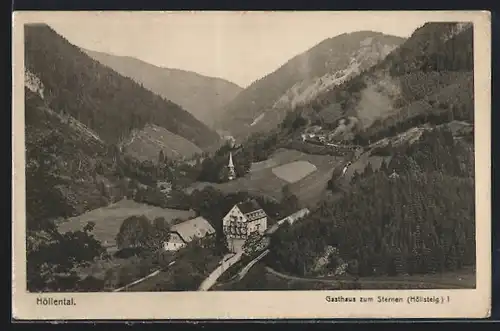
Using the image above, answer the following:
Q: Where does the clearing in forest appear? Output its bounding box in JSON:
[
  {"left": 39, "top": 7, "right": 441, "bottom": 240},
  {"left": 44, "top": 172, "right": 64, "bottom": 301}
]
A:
[{"left": 272, "top": 161, "right": 318, "bottom": 183}]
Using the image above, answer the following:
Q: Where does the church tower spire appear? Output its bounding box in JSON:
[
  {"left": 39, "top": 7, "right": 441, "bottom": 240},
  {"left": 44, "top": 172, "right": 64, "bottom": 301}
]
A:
[{"left": 228, "top": 152, "right": 236, "bottom": 180}]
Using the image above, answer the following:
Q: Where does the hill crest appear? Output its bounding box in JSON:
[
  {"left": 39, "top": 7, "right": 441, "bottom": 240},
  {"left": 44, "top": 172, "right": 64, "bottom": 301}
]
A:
[
  {"left": 24, "top": 23, "right": 221, "bottom": 150},
  {"left": 83, "top": 48, "right": 243, "bottom": 128},
  {"left": 214, "top": 30, "right": 406, "bottom": 140}
]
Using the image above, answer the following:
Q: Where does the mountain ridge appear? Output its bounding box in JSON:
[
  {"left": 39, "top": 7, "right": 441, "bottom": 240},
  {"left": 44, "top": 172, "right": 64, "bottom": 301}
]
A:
[
  {"left": 24, "top": 23, "right": 221, "bottom": 151},
  {"left": 214, "top": 31, "right": 406, "bottom": 140},
  {"left": 83, "top": 48, "right": 243, "bottom": 128}
]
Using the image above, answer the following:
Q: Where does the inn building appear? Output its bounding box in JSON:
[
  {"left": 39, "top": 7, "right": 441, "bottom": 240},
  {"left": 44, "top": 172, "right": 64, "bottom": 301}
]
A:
[{"left": 222, "top": 200, "right": 268, "bottom": 252}]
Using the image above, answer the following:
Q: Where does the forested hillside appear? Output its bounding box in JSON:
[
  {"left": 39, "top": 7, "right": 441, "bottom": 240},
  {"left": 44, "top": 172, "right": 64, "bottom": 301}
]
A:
[
  {"left": 294, "top": 22, "right": 474, "bottom": 140},
  {"left": 25, "top": 88, "right": 111, "bottom": 228},
  {"left": 24, "top": 24, "right": 220, "bottom": 149},
  {"left": 84, "top": 49, "right": 242, "bottom": 128},
  {"left": 267, "top": 128, "right": 475, "bottom": 277},
  {"left": 215, "top": 31, "right": 405, "bottom": 139},
  {"left": 241, "top": 22, "right": 477, "bottom": 279}
]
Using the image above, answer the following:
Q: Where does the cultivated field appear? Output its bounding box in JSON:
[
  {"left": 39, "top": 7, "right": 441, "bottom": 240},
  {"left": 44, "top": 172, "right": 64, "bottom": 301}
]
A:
[
  {"left": 188, "top": 148, "right": 343, "bottom": 206},
  {"left": 57, "top": 199, "right": 196, "bottom": 249},
  {"left": 249, "top": 149, "right": 305, "bottom": 173},
  {"left": 272, "top": 161, "right": 317, "bottom": 183},
  {"left": 288, "top": 166, "right": 336, "bottom": 208}
]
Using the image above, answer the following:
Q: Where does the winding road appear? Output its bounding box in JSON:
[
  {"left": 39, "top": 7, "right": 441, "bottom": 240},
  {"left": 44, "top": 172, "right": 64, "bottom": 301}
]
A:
[
  {"left": 198, "top": 252, "right": 243, "bottom": 291},
  {"left": 235, "top": 249, "right": 270, "bottom": 280},
  {"left": 264, "top": 266, "right": 474, "bottom": 289}
]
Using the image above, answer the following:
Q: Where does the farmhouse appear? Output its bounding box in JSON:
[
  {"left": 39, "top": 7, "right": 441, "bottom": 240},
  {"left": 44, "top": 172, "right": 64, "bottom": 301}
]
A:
[
  {"left": 163, "top": 216, "right": 216, "bottom": 251},
  {"left": 223, "top": 200, "right": 268, "bottom": 252},
  {"left": 163, "top": 233, "right": 186, "bottom": 251}
]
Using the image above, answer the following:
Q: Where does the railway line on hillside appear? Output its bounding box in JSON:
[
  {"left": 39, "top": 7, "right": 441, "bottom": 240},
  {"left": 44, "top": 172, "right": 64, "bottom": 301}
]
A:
[{"left": 264, "top": 266, "right": 475, "bottom": 289}]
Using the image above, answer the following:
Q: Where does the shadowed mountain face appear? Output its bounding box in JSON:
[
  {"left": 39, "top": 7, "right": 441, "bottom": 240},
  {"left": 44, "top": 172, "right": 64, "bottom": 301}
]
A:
[
  {"left": 296, "top": 22, "right": 474, "bottom": 142},
  {"left": 214, "top": 31, "right": 406, "bottom": 140},
  {"left": 84, "top": 49, "right": 243, "bottom": 128},
  {"left": 24, "top": 23, "right": 221, "bottom": 151}
]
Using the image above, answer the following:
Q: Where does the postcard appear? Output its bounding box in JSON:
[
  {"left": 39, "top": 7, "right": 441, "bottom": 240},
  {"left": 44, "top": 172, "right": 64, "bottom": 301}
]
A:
[{"left": 12, "top": 10, "right": 491, "bottom": 320}]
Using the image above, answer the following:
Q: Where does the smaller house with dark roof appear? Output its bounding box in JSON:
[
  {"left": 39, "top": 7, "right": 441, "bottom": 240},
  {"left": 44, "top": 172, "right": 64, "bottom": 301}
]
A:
[
  {"left": 163, "top": 216, "right": 216, "bottom": 251},
  {"left": 222, "top": 200, "right": 268, "bottom": 252}
]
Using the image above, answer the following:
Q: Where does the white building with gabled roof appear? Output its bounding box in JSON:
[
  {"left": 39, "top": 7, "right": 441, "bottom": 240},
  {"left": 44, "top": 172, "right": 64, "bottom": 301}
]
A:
[{"left": 222, "top": 200, "right": 268, "bottom": 252}]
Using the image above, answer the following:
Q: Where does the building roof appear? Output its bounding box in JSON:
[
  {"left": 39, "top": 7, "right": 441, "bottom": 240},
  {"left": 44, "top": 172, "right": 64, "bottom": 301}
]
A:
[
  {"left": 171, "top": 216, "right": 216, "bottom": 243},
  {"left": 237, "top": 200, "right": 263, "bottom": 215}
]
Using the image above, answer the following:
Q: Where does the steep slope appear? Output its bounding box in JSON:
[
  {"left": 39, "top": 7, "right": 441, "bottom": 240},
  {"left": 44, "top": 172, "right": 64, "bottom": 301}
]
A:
[
  {"left": 121, "top": 124, "right": 202, "bottom": 162},
  {"left": 25, "top": 83, "right": 113, "bottom": 227},
  {"left": 24, "top": 69, "right": 201, "bottom": 229},
  {"left": 215, "top": 31, "right": 406, "bottom": 140},
  {"left": 24, "top": 23, "right": 221, "bottom": 153},
  {"left": 84, "top": 49, "right": 243, "bottom": 127},
  {"left": 300, "top": 22, "right": 474, "bottom": 141}
]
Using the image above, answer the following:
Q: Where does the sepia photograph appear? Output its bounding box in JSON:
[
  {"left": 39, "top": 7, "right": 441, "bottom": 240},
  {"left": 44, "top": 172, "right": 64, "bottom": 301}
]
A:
[{"left": 12, "top": 11, "right": 491, "bottom": 320}]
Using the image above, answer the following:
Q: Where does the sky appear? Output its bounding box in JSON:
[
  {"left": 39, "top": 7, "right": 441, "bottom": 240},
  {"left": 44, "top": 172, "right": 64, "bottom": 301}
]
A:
[{"left": 34, "top": 12, "right": 432, "bottom": 88}]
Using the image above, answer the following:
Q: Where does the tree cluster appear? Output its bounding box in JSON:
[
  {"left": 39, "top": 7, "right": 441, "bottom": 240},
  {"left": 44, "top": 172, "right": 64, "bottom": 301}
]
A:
[
  {"left": 115, "top": 215, "right": 171, "bottom": 253},
  {"left": 197, "top": 142, "right": 252, "bottom": 183},
  {"left": 27, "top": 221, "right": 107, "bottom": 292}
]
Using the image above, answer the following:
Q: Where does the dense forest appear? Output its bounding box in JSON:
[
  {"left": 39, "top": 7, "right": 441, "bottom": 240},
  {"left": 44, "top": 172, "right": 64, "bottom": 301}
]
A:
[
  {"left": 25, "top": 88, "right": 114, "bottom": 228},
  {"left": 24, "top": 24, "right": 220, "bottom": 148},
  {"left": 267, "top": 128, "right": 475, "bottom": 277},
  {"left": 25, "top": 89, "right": 123, "bottom": 291}
]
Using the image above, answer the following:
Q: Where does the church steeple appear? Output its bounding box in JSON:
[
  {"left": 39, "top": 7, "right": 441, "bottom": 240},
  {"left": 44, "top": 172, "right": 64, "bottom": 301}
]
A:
[{"left": 228, "top": 152, "right": 236, "bottom": 180}]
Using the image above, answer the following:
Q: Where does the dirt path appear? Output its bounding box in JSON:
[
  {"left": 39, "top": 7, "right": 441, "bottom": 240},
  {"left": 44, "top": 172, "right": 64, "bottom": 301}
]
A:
[
  {"left": 236, "top": 250, "right": 270, "bottom": 280},
  {"left": 198, "top": 252, "right": 243, "bottom": 291},
  {"left": 114, "top": 269, "right": 161, "bottom": 292},
  {"left": 265, "top": 267, "right": 474, "bottom": 289}
]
